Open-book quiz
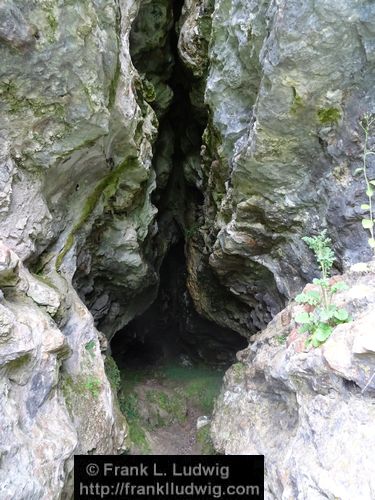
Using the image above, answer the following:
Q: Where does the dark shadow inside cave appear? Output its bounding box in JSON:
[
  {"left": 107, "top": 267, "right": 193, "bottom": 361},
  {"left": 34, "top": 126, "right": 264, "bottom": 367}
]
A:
[
  {"left": 111, "top": 241, "right": 247, "bottom": 371},
  {"left": 111, "top": 0, "right": 247, "bottom": 374},
  {"left": 107, "top": 0, "right": 248, "bottom": 456}
]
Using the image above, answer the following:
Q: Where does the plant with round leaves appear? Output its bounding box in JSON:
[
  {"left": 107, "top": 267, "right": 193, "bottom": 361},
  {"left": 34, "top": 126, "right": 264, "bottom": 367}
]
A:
[{"left": 294, "top": 231, "right": 350, "bottom": 348}]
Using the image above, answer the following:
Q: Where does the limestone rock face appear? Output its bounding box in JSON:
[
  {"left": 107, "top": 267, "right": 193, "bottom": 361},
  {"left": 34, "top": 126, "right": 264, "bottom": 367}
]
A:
[
  {"left": 183, "top": 0, "right": 375, "bottom": 333},
  {"left": 1, "top": 0, "right": 375, "bottom": 496},
  {"left": 0, "top": 0, "right": 156, "bottom": 497},
  {"left": 0, "top": 0, "right": 161, "bottom": 337},
  {"left": 0, "top": 243, "right": 127, "bottom": 499},
  {"left": 211, "top": 261, "right": 375, "bottom": 499}
]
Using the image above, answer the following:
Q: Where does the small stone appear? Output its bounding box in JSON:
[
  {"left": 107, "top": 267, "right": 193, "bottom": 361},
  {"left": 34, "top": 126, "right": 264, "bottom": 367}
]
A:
[{"left": 196, "top": 416, "right": 210, "bottom": 430}]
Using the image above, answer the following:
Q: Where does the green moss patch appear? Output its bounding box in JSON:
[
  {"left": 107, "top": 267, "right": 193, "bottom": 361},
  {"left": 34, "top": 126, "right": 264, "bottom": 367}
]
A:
[
  {"left": 105, "top": 355, "right": 121, "bottom": 393},
  {"left": 160, "top": 364, "right": 223, "bottom": 414},
  {"left": 56, "top": 157, "right": 139, "bottom": 270},
  {"left": 197, "top": 425, "right": 217, "bottom": 455},
  {"left": 116, "top": 363, "right": 224, "bottom": 454},
  {"left": 61, "top": 373, "right": 102, "bottom": 414},
  {"left": 290, "top": 93, "right": 303, "bottom": 114},
  {"left": 145, "top": 389, "right": 187, "bottom": 425},
  {"left": 0, "top": 80, "right": 65, "bottom": 118},
  {"left": 5, "top": 354, "right": 31, "bottom": 371},
  {"left": 119, "top": 392, "right": 151, "bottom": 454},
  {"left": 317, "top": 107, "right": 341, "bottom": 124}
]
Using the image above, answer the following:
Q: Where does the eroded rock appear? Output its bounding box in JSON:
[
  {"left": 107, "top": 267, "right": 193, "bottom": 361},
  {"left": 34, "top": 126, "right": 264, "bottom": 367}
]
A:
[
  {"left": 185, "top": 0, "right": 375, "bottom": 334},
  {"left": 212, "top": 261, "right": 375, "bottom": 499},
  {"left": 0, "top": 243, "right": 128, "bottom": 499}
]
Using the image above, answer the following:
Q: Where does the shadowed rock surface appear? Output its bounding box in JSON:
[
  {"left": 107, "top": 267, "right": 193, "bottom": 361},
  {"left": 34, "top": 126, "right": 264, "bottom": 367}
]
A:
[{"left": 0, "top": 0, "right": 375, "bottom": 498}]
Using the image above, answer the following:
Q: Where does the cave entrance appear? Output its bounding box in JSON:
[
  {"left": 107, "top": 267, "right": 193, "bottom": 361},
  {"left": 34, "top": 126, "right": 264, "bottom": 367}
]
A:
[
  {"left": 110, "top": 240, "right": 246, "bottom": 455},
  {"left": 112, "top": 0, "right": 247, "bottom": 372},
  {"left": 110, "top": 240, "right": 246, "bottom": 371},
  {"left": 108, "top": 0, "right": 247, "bottom": 455}
]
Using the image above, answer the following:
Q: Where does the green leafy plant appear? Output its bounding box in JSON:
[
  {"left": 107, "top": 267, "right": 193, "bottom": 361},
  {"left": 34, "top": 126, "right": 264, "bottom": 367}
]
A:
[
  {"left": 85, "top": 339, "right": 96, "bottom": 356},
  {"left": 357, "top": 114, "right": 375, "bottom": 251},
  {"left": 276, "top": 335, "right": 287, "bottom": 345},
  {"left": 295, "top": 231, "right": 350, "bottom": 347}
]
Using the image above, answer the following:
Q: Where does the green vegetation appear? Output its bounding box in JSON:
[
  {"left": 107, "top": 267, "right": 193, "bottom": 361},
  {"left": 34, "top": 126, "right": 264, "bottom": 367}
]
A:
[
  {"left": 127, "top": 421, "right": 151, "bottom": 454},
  {"left": 141, "top": 77, "right": 156, "bottom": 103},
  {"left": 61, "top": 373, "right": 102, "bottom": 413},
  {"left": 276, "top": 335, "right": 287, "bottom": 345},
  {"left": 295, "top": 231, "right": 350, "bottom": 347},
  {"left": 5, "top": 354, "right": 31, "bottom": 371},
  {"left": 357, "top": 114, "right": 375, "bottom": 251},
  {"left": 291, "top": 88, "right": 303, "bottom": 114},
  {"left": 0, "top": 80, "right": 65, "bottom": 118},
  {"left": 85, "top": 340, "right": 96, "bottom": 356},
  {"left": 317, "top": 107, "right": 341, "bottom": 125},
  {"left": 160, "top": 364, "right": 222, "bottom": 414},
  {"left": 56, "top": 157, "right": 138, "bottom": 270},
  {"left": 40, "top": 1, "right": 58, "bottom": 43},
  {"left": 146, "top": 389, "right": 186, "bottom": 425},
  {"left": 116, "top": 363, "right": 223, "bottom": 454},
  {"left": 46, "top": 12, "right": 58, "bottom": 34},
  {"left": 119, "top": 392, "right": 151, "bottom": 454},
  {"left": 184, "top": 222, "right": 200, "bottom": 240},
  {"left": 118, "top": 371, "right": 152, "bottom": 453},
  {"left": 104, "top": 355, "right": 121, "bottom": 393},
  {"left": 84, "top": 376, "right": 101, "bottom": 398},
  {"left": 197, "top": 425, "right": 217, "bottom": 455}
]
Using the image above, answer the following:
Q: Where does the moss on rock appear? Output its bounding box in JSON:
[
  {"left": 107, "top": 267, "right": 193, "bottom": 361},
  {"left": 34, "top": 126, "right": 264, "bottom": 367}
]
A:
[
  {"left": 317, "top": 107, "right": 341, "bottom": 124},
  {"left": 55, "top": 157, "right": 139, "bottom": 270}
]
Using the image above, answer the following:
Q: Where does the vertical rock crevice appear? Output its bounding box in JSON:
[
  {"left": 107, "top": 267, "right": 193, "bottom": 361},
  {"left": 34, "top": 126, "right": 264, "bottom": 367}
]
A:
[{"left": 107, "top": 0, "right": 247, "bottom": 365}]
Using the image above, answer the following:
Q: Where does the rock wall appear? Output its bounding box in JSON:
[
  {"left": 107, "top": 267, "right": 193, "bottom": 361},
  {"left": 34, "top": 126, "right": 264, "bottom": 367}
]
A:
[
  {"left": 211, "top": 261, "right": 375, "bottom": 499},
  {"left": 0, "top": 244, "right": 126, "bottom": 498},
  {"left": 0, "top": 0, "right": 158, "bottom": 497},
  {"left": 183, "top": 0, "right": 375, "bottom": 334},
  {"left": 1, "top": 0, "right": 375, "bottom": 497}
]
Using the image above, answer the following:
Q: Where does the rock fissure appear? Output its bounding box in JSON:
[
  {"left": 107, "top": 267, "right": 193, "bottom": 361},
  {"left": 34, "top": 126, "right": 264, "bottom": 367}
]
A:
[{"left": 1, "top": 0, "right": 375, "bottom": 496}]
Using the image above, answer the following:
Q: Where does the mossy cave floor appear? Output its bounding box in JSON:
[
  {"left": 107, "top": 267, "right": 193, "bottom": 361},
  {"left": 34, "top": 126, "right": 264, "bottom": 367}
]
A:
[{"left": 116, "top": 363, "right": 223, "bottom": 455}]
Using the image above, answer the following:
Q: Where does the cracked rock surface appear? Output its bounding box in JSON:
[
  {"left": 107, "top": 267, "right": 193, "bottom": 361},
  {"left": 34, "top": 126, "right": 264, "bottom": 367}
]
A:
[
  {"left": 211, "top": 261, "right": 375, "bottom": 499},
  {"left": 1, "top": 0, "right": 375, "bottom": 497}
]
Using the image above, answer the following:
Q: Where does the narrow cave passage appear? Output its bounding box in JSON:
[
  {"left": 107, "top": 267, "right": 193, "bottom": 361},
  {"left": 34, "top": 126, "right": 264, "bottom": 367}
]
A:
[
  {"left": 108, "top": 0, "right": 247, "bottom": 454},
  {"left": 110, "top": 240, "right": 246, "bottom": 455},
  {"left": 111, "top": 240, "right": 246, "bottom": 370}
]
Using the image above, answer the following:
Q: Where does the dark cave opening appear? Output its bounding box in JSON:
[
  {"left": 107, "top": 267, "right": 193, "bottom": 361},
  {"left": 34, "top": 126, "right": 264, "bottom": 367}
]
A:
[
  {"left": 111, "top": 240, "right": 247, "bottom": 371},
  {"left": 110, "top": 0, "right": 246, "bottom": 373},
  {"left": 111, "top": 0, "right": 247, "bottom": 376}
]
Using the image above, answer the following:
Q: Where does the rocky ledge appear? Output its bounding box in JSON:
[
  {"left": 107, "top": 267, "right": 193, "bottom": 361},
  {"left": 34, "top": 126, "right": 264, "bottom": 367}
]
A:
[{"left": 212, "top": 260, "right": 375, "bottom": 499}]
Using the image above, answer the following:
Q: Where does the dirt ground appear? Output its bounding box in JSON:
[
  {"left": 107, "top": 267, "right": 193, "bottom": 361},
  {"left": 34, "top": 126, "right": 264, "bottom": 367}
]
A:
[{"left": 118, "top": 363, "right": 222, "bottom": 455}]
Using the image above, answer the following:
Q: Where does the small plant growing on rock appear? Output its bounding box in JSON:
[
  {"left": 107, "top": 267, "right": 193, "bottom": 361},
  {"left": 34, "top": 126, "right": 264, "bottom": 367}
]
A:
[
  {"left": 85, "top": 339, "right": 96, "bottom": 356},
  {"left": 84, "top": 376, "right": 101, "bottom": 398},
  {"left": 295, "top": 230, "right": 350, "bottom": 347},
  {"left": 357, "top": 113, "right": 375, "bottom": 251}
]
